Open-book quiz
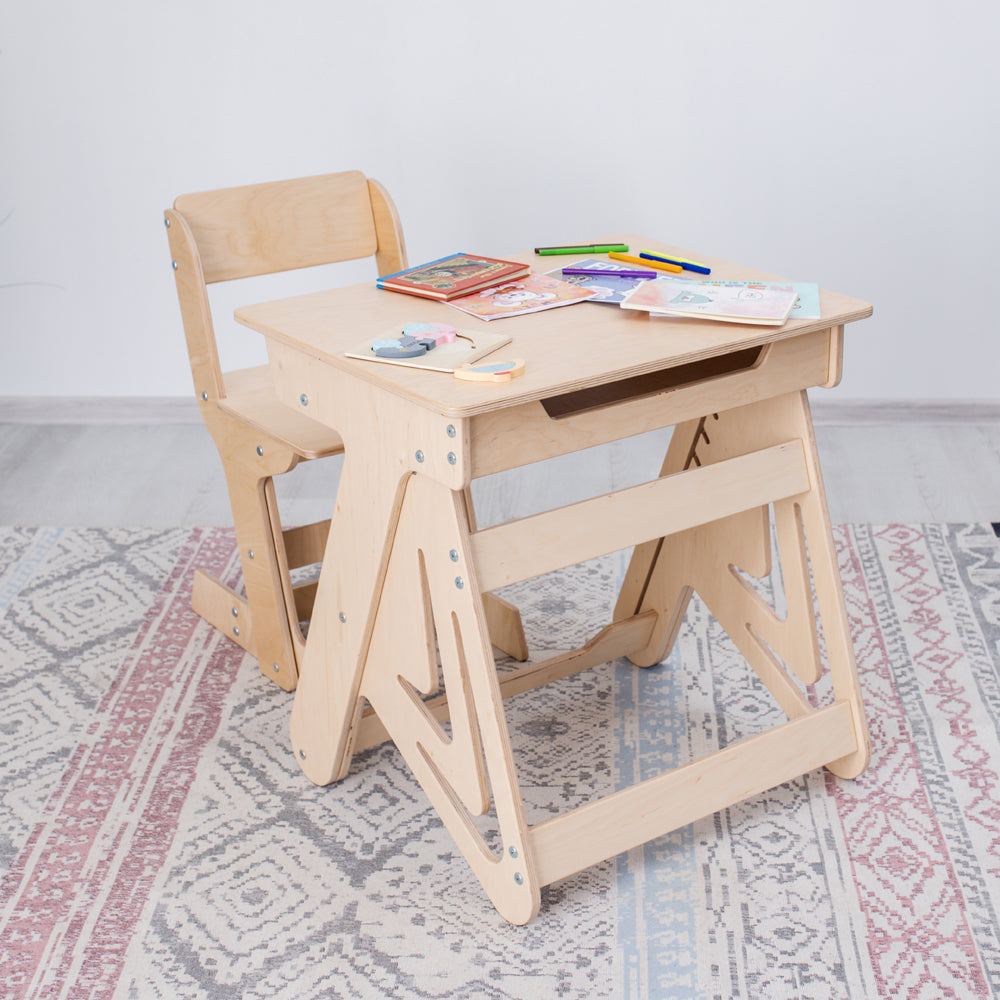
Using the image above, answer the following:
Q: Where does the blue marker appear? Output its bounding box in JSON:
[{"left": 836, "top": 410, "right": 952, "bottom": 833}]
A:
[{"left": 639, "top": 251, "right": 712, "bottom": 275}]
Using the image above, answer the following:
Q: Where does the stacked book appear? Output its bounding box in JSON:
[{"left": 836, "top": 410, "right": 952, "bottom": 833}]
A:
[{"left": 376, "top": 253, "right": 529, "bottom": 301}]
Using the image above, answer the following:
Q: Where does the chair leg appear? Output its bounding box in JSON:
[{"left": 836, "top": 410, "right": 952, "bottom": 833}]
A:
[{"left": 211, "top": 462, "right": 301, "bottom": 691}]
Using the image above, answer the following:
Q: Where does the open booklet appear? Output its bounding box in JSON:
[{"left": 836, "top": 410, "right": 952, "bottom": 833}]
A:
[
  {"left": 446, "top": 273, "right": 596, "bottom": 321},
  {"left": 620, "top": 278, "right": 800, "bottom": 326}
]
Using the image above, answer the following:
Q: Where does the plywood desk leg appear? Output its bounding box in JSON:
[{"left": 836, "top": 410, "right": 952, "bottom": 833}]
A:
[
  {"left": 461, "top": 486, "right": 529, "bottom": 662},
  {"left": 612, "top": 416, "right": 701, "bottom": 658},
  {"left": 618, "top": 392, "right": 870, "bottom": 779},
  {"left": 362, "top": 473, "right": 540, "bottom": 924}
]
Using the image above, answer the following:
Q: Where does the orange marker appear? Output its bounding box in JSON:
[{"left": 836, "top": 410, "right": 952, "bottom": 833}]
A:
[{"left": 608, "top": 251, "right": 682, "bottom": 273}]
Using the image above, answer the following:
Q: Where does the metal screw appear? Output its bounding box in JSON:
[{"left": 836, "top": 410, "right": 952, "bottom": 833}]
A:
[
  {"left": 449, "top": 549, "right": 459, "bottom": 563},
  {"left": 272, "top": 663, "right": 279, "bottom": 673},
  {"left": 514, "top": 872, "right": 524, "bottom": 885},
  {"left": 300, "top": 393, "right": 309, "bottom": 406},
  {"left": 446, "top": 424, "right": 456, "bottom": 438},
  {"left": 298, "top": 748, "right": 306, "bottom": 760},
  {"left": 231, "top": 606, "right": 238, "bottom": 618},
  {"left": 508, "top": 846, "right": 519, "bottom": 859},
  {"left": 415, "top": 450, "right": 425, "bottom": 463},
  {"left": 233, "top": 625, "right": 240, "bottom": 637},
  {"left": 454, "top": 576, "right": 464, "bottom": 590},
  {"left": 338, "top": 612, "right": 347, "bottom": 623},
  {"left": 447, "top": 452, "right": 457, "bottom": 465},
  {"left": 256, "top": 445, "right": 264, "bottom": 456},
  {"left": 164, "top": 218, "right": 170, "bottom": 228},
  {"left": 248, "top": 550, "right": 254, "bottom": 560},
  {"left": 201, "top": 391, "right": 208, "bottom": 401},
  {"left": 171, "top": 260, "right": 178, "bottom": 270}
]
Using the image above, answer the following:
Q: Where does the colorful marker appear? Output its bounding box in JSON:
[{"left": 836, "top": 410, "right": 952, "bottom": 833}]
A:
[
  {"left": 561, "top": 266, "right": 656, "bottom": 279},
  {"left": 639, "top": 251, "right": 712, "bottom": 275},
  {"left": 535, "top": 243, "right": 629, "bottom": 255},
  {"left": 608, "top": 252, "right": 683, "bottom": 273}
]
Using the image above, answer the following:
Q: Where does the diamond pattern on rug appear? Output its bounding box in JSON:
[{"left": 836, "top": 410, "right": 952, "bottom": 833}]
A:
[{"left": 2, "top": 525, "right": 1000, "bottom": 998}]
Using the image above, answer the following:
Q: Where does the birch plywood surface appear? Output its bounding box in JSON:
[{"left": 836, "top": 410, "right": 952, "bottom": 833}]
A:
[{"left": 236, "top": 234, "right": 872, "bottom": 418}]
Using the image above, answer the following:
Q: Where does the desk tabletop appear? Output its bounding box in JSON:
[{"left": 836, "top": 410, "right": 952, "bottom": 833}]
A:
[{"left": 236, "top": 234, "right": 872, "bottom": 418}]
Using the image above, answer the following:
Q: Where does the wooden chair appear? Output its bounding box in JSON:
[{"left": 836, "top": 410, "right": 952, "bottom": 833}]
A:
[{"left": 165, "top": 170, "right": 527, "bottom": 692}]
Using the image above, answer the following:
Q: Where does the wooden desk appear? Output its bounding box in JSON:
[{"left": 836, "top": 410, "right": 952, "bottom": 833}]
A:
[{"left": 236, "top": 234, "right": 872, "bottom": 924}]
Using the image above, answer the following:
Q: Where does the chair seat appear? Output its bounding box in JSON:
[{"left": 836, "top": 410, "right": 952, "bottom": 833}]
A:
[{"left": 220, "top": 366, "right": 344, "bottom": 460}]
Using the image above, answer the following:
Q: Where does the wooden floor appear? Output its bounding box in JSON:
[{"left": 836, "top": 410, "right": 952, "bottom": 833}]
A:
[{"left": 1, "top": 399, "right": 999, "bottom": 527}]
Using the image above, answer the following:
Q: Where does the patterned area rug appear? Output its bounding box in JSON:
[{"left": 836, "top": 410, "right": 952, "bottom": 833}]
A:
[{"left": 1, "top": 524, "right": 1000, "bottom": 999}]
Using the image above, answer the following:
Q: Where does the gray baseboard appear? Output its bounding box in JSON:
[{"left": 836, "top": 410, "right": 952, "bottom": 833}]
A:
[
  {"left": 0, "top": 396, "right": 202, "bottom": 424},
  {"left": 1, "top": 395, "right": 999, "bottom": 425}
]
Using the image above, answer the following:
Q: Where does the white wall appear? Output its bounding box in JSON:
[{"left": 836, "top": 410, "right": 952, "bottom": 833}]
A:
[{"left": 2, "top": 0, "right": 996, "bottom": 400}]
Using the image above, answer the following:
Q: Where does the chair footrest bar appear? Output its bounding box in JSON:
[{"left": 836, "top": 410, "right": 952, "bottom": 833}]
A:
[
  {"left": 529, "top": 700, "right": 856, "bottom": 887},
  {"left": 191, "top": 569, "right": 253, "bottom": 652},
  {"left": 470, "top": 441, "right": 810, "bottom": 591}
]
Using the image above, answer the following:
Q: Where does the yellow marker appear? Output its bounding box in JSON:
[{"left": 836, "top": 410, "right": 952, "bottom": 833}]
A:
[{"left": 608, "top": 251, "right": 682, "bottom": 273}]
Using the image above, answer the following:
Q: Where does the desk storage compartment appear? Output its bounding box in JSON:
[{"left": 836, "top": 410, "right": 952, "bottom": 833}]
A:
[{"left": 469, "top": 327, "right": 840, "bottom": 478}]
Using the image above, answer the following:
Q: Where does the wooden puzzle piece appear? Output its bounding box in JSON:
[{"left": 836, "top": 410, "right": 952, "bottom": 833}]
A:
[
  {"left": 373, "top": 323, "right": 460, "bottom": 359},
  {"left": 402, "top": 322, "right": 458, "bottom": 345},
  {"left": 454, "top": 359, "right": 525, "bottom": 383}
]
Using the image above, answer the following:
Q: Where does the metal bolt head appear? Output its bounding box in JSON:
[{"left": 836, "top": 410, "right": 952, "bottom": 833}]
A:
[
  {"left": 201, "top": 390, "right": 208, "bottom": 401},
  {"left": 415, "top": 450, "right": 425, "bottom": 463},
  {"left": 256, "top": 445, "right": 264, "bottom": 456},
  {"left": 272, "top": 662, "right": 279, "bottom": 673},
  {"left": 248, "top": 549, "right": 254, "bottom": 560},
  {"left": 508, "top": 846, "right": 519, "bottom": 859},
  {"left": 446, "top": 424, "right": 456, "bottom": 438},
  {"left": 171, "top": 260, "right": 178, "bottom": 270},
  {"left": 300, "top": 393, "right": 309, "bottom": 406},
  {"left": 338, "top": 612, "right": 347, "bottom": 623},
  {"left": 447, "top": 452, "right": 457, "bottom": 465},
  {"left": 233, "top": 625, "right": 240, "bottom": 637},
  {"left": 514, "top": 872, "right": 524, "bottom": 885},
  {"left": 231, "top": 606, "right": 238, "bottom": 618},
  {"left": 449, "top": 549, "right": 459, "bottom": 563},
  {"left": 164, "top": 218, "right": 170, "bottom": 228},
  {"left": 454, "top": 576, "right": 464, "bottom": 590},
  {"left": 298, "top": 748, "right": 306, "bottom": 760}
]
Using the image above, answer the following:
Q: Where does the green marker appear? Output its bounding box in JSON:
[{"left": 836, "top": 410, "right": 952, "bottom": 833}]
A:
[{"left": 534, "top": 243, "right": 629, "bottom": 256}]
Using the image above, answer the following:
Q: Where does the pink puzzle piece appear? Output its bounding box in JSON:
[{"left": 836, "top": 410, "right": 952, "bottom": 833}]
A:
[{"left": 402, "top": 322, "right": 457, "bottom": 346}]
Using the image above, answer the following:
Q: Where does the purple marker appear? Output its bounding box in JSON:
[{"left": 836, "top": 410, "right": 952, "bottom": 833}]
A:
[{"left": 561, "top": 267, "right": 656, "bottom": 279}]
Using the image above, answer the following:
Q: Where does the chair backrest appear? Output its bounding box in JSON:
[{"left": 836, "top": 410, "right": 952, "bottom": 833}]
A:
[{"left": 165, "top": 170, "right": 407, "bottom": 403}]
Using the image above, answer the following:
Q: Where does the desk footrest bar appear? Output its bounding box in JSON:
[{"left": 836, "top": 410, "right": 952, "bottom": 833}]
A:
[
  {"left": 352, "top": 612, "right": 658, "bottom": 753},
  {"left": 528, "top": 700, "right": 856, "bottom": 887},
  {"left": 471, "top": 441, "right": 810, "bottom": 592}
]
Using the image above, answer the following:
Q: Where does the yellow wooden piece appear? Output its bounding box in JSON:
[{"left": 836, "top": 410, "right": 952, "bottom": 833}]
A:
[{"left": 453, "top": 359, "right": 526, "bottom": 383}]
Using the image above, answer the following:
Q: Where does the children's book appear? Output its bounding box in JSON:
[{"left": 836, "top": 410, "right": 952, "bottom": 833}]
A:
[
  {"left": 446, "top": 273, "right": 597, "bottom": 321},
  {"left": 619, "top": 278, "right": 798, "bottom": 326},
  {"left": 547, "top": 258, "right": 652, "bottom": 304},
  {"left": 376, "top": 252, "right": 528, "bottom": 300},
  {"left": 671, "top": 279, "right": 821, "bottom": 319}
]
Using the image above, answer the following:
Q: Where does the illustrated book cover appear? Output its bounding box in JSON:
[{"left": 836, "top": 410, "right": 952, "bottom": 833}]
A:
[
  {"left": 446, "top": 273, "right": 597, "bottom": 321},
  {"left": 376, "top": 252, "right": 529, "bottom": 300},
  {"left": 671, "top": 279, "right": 821, "bottom": 319},
  {"left": 619, "top": 277, "right": 799, "bottom": 325},
  {"left": 548, "top": 258, "right": 653, "bottom": 304}
]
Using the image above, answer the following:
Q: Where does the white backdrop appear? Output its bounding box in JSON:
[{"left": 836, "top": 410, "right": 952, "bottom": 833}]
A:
[{"left": 1, "top": 0, "right": 996, "bottom": 399}]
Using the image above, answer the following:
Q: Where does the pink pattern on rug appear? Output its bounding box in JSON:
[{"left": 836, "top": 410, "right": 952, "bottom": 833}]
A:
[
  {"left": 830, "top": 525, "right": 990, "bottom": 999},
  {"left": 0, "top": 529, "right": 247, "bottom": 1000}
]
